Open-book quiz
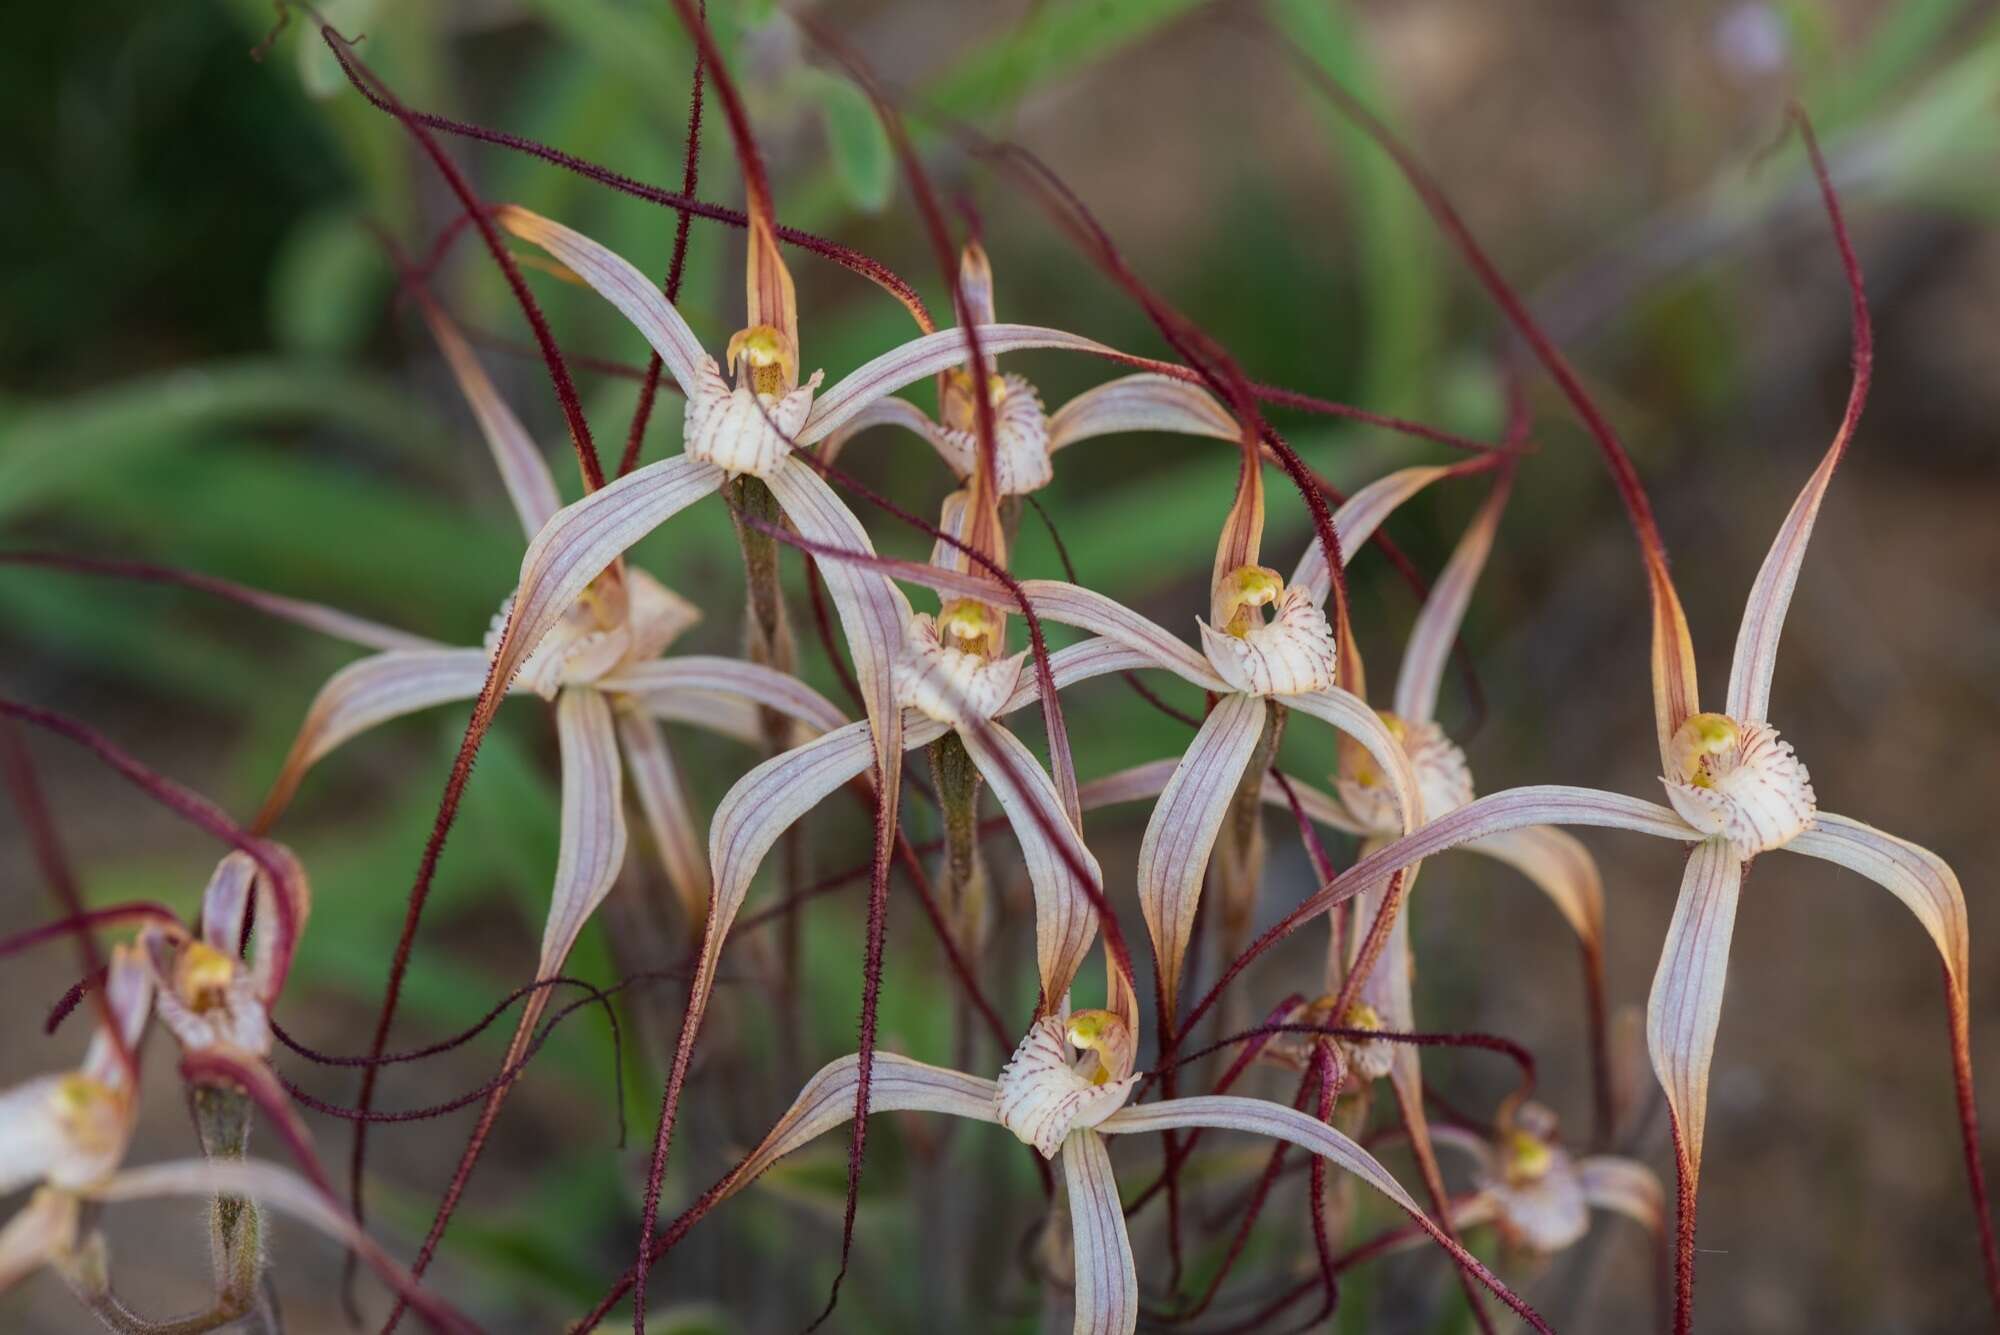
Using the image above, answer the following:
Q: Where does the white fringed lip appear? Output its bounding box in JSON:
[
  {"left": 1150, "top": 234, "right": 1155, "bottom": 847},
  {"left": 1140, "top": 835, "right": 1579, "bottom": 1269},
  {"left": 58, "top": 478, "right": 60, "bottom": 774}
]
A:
[
  {"left": 1662, "top": 715, "right": 1816, "bottom": 857},
  {"left": 682, "top": 355, "right": 823, "bottom": 480},
  {"left": 995, "top": 1016, "right": 1139, "bottom": 1158},
  {"left": 1199, "top": 585, "right": 1340, "bottom": 698}
]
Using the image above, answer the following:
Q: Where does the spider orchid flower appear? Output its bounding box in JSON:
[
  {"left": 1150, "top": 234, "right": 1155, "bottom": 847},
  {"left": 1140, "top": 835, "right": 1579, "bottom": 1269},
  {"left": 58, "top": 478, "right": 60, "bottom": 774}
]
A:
[
  {"left": 618, "top": 1007, "right": 1553, "bottom": 1334},
  {"left": 0, "top": 944, "right": 152, "bottom": 1290},
  {"left": 1431, "top": 1103, "right": 1663, "bottom": 1261},
  {"left": 254, "top": 296, "right": 850, "bottom": 1038},
  {"left": 1201, "top": 190, "right": 1996, "bottom": 1327},
  {"left": 139, "top": 849, "right": 312, "bottom": 1063}
]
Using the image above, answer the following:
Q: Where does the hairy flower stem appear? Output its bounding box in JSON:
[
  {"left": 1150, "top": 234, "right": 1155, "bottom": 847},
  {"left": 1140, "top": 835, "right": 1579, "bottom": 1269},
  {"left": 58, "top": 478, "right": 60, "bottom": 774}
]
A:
[
  {"left": 1213, "top": 706, "right": 1285, "bottom": 1047},
  {"left": 929, "top": 731, "right": 989, "bottom": 1074}
]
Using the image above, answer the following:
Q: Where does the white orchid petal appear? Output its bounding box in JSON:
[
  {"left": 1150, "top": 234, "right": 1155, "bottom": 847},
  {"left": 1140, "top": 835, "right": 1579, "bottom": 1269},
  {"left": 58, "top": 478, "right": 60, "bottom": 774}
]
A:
[
  {"left": 800, "top": 325, "right": 1120, "bottom": 446},
  {"left": 1017, "top": 580, "right": 1228, "bottom": 693},
  {"left": 1289, "top": 465, "right": 1458, "bottom": 609},
  {"left": 495, "top": 205, "right": 707, "bottom": 397},
  {"left": 814, "top": 395, "right": 952, "bottom": 472},
  {"left": 641, "top": 690, "right": 766, "bottom": 745},
  {"left": 0, "top": 1078, "right": 70, "bottom": 1197},
  {"left": 1136, "top": 694, "right": 1268, "bottom": 1016},
  {"left": 1645, "top": 838, "right": 1743, "bottom": 1191},
  {"left": 615, "top": 710, "right": 711, "bottom": 927},
  {"left": 493, "top": 453, "right": 725, "bottom": 700},
  {"left": 1199, "top": 586, "right": 1340, "bottom": 698},
  {"left": 1289, "top": 688, "right": 1426, "bottom": 834},
  {"left": 1393, "top": 475, "right": 1509, "bottom": 724},
  {"left": 1063, "top": 1129, "right": 1139, "bottom": 1335},
  {"left": 996, "top": 1019, "right": 1139, "bottom": 1158},
  {"left": 536, "top": 689, "right": 628, "bottom": 980},
  {"left": 960, "top": 721, "right": 1099, "bottom": 1002},
  {"left": 1577, "top": 1155, "right": 1666, "bottom": 1237},
  {"left": 259, "top": 648, "right": 494, "bottom": 823},
  {"left": 601, "top": 656, "right": 848, "bottom": 736},
  {"left": 1786, "top": 813, "right": 1969, "bottom": 997},
  {"left": 1046, "top": 372, "right": 1237, "bottom": 452},
  {"left": 1724, "top": 421, "right": 1845, "bottom": 725},
  {"left": 1461, "top": 824, "right": 1604, "bottom": 946},
  {"left": 419, "top": 298, "right": 562, "bottom": 536}
]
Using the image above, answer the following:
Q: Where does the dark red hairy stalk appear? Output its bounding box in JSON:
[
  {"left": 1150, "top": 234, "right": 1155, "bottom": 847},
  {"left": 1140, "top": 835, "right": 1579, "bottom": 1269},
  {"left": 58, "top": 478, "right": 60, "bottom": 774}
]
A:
[
  {"left": 46, "top": 968, "right": 107, "bottom": 1034},
  {"left": 2, "top": 903, "right": 184, "bottom": 965},
  {"left": 1269, "top": 770, "right": 1337, "bottom": 887},
  {"left": 274, "top": 972, "right": 627, "bottom": 1072},
  {"left": 466, "top": 326, "right": 657, "bottom": 384},
  {"left": 0, "top": 726, "right": 136, "bottom": 1079},
  {"left": 1304, "top": 1041, "right": 1342, "bottom": 1322},
  {"left": 619, "top": 3, "right": 707, "bottom": 480},
  {"left": 279, "top": 975, "right": 631, "bottom": 1131},
  {"left": 1123, "top": 994, "right": 1305, "bottom": 1217},
  {"left": 318, "top": 26, "right": 605, "bottom": 494}
]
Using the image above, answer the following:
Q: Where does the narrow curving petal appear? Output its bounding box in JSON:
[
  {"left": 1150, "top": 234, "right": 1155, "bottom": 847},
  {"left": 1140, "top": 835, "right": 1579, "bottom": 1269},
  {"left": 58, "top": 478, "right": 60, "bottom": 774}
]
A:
[
  {"left": 960, "top": 721, "right": 1100, "bottom": 1003},
  {"left": 642, "top": 691, "right": 766, "bottom": 746},
  {"left": 1257, "top": 771, "right": 1368, "bottom": 835},
  {"left": 1786, "top": 813, "right": 1968, "bottom": 998},
  {"left": 761, "top": 460, "right": 911, "bottom": 788},
  {"left": 1098, "top": 1095, "right": 1551, "bottom": 1331},
  {"left": 1393, "top": 472, "right": 1511, "bottom": 725},
  {"left": 258, "top": 648, "right": 495, "bottom": 827},
  {"left": 494, "top": 453, "right": 725, "bottom": 695},
  {"left": 418, "top": 297, "right": 562, "bottom": 537},
  {"left": 1578, "top": 1156, "right": 1666, "bottom": 1236},
  {"left": 1649, "top": 565, "right": 1702, "bottom": 775},
  {"left": 1046, "top": 372, "right": 1237, "bottom": 452},
  {"left": 615, "top": 709, "right": 711, "bottom": 928},
  {"left": 1289, "top": 465, "right": 1458, "bottom": 609},
  {"left": 1645, "top": 837, "right": 1743, "bottom": 1193},
  {"left": 1136, "top": 693, "right": 1268, "bottom": 1016},
  {"left": 995, "top": 638, "right": 1169, "bottom": 717},
  {"left": 1460, "top": 824, "right": 1605, "bottom": 946},
  {"left": 1017, "top": 580, "right": 1228, "bottom": 693},
  {"left": 800, "top": 325, "right": 1120, "bottom": 446},
  {"left": 87, "top": 1158, "right": 478, "bottom": 1334},
  {"left": 1288, "top": 687, "right": 1426, "bottom": 834},
  {"left": 1063, "top": 1129, "right": 1139, "bottom": 1335},
  {"left": 814, "top": 395, "right": 953, "bottom": 472},
  {"left": 600, "top": 656, "right": 848, "bottom": 736},
  {"left": 495, "top": 204, "right": 708, "bottom": 396},
  {"left": 536, "top": 688, "right": 628, "bottom": 980}
]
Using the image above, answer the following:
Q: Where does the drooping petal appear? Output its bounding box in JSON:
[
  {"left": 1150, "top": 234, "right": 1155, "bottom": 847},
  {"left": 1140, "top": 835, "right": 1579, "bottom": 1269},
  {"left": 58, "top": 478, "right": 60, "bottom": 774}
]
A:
[
  {"left": 1289, "top": 464, "right": 1459, "bottom": 609},
  {"left": 258, "top": 648, "right": 494, "bottom": 824},
  {"left": 800, "top": 325, "right": 1120, "bottom": 447},
  {"left": 1288, "top": 688, "right": 1427, "bottom": 834},
  {"left": 417, "top": 296, "right": 562, "bottom": 537},
  {"left": 713, "top": 1052, "right": 1001, "bottom": 1209},
  {"left": 493, "top": 453, "right": 725, "bottom": 697},
  {"left": 1461, "top": 824, "right": 1605, "bottom": 946},
  {"left": 1786, "top": 813, "right": 1969, "bottom": 999},
  {"left": 960, "top": 721, "right": 1099, "bottom": 1002},
  {"left": 1063, "top": 1129, "right": 1139, "bottom": 1335},
  {"left": 814, "top": 394, "right": 948, "bottom": 471},
  {"left": 1098, "top": 1094, "right": 1547, "bottom": 1327},
  {"left": 1577, "top": 1155, "right": 1666, "bottom": 1236},
  {"left": 87, "top": 1158, "right": 478, "bottom": 1334},
  {"left": 1393, "top": 472, "right": 1510, "bottom": 725},
  {"left": 641, "top": 691, "right": 765, "bottom": 746},
  {"left": 494, "top": 205, "right": 707, "bottom": 396},
  {"left": 1046, "top": 373, "right": 1237, "bottom": 452},
  {"left": 615, "top": 709, "right": 711, "bottom": 927},
  {"left": 1017, "top": 580, "right": 1229, "bottom": 693},
  {"left": 1135, "top": 693, "right": 1268, "bottom": 1016},
  {"left": 600, "top": 655, "right": 848, "bottom": 736},
  {"left": 1645, "top": 838, "right": 1743, "bottom": 1191},
  {"left": 761, "top": 460, "right": 911, "bottom": 789},
  {"left": 536, "top": 689, "right": 629, "bottom": 980}
]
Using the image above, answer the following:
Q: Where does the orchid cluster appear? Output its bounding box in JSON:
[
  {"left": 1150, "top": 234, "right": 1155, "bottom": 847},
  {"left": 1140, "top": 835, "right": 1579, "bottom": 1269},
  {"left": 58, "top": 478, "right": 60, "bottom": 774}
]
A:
[{"left": 4, "top": 7, "right": 1996, "bottom": 1335}]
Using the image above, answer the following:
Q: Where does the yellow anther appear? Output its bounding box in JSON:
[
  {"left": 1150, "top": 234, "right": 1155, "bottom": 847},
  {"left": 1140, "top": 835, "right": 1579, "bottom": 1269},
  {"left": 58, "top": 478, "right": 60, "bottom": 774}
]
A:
[
  {"left": 1218, "top": 565, "right": 1286, "bottom": 638},
  {"left": 1503, "top": 1129, "right": 1554, "bottom": 1184},
  {"left": 54, "top": 1074, "right": 113, "bottom": 1117},
  {"left": 940, "top": 368, "right": 1009, "bottom": 432},
  {"left": 937, "top": 599, "right": 1001, "bottom": 658},
  {"left": 1669, "top": 712, "right": 1741, "bottom": 789},
  {"left": 1343, "top": 1002, "right": 1383, "bottom": 1034},
  {"left": 1066, "top": 1009, "right": 1132, "bottom": 1087},
  {"left": 175, "top": 941, "right": 237, "bottom": 1010},
  {"left": 725, "top": 324, "right": 797, "bottom": 397}
]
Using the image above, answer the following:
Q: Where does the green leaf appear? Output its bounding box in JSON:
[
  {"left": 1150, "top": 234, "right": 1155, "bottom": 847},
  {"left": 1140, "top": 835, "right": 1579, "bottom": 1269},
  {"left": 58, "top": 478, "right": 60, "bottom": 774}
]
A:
[
  {"left": 928, "top": 0, "right": 1211, "bottom": 120},
  {"left": 808, "top": 73, "right": 895, "bottom": 215},
  {"left": 269, "top": 209, "right": 389, "bottom": 355}
]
